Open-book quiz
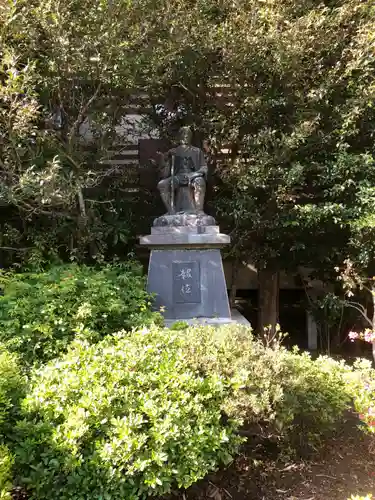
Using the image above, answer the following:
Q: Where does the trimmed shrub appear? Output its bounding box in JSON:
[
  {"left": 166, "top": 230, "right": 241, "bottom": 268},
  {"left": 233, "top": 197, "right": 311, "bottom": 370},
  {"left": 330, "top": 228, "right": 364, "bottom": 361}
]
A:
[
  {"left": 14, "top": 327, "right": 242, "bottom": 500},
  {"left": 0, "top": 348, "right": 24, "bottom": 500},
  {"left": 344, "top": 358, "right": 375, "bottom": 435},
  {"left": 0, "top": 349, "right": 24, "bottom": 437},
  {"left": 181, "top": 325, "right": 353, "bottom": 447},
  {"left": 13, "top": 324, "right": 362, "bottom": 499},
  {"left": 0, "top": 262, "right": 163, "bottom": 366},
  {"left": 169, "top": 321, "right": 189, "bottom": 331}
]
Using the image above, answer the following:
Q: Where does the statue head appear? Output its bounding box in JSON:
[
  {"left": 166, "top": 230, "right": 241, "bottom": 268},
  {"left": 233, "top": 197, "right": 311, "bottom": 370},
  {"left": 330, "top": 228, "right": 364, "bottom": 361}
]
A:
[{"left": 178, "top": 126, "right": 193, "bottom": 146}]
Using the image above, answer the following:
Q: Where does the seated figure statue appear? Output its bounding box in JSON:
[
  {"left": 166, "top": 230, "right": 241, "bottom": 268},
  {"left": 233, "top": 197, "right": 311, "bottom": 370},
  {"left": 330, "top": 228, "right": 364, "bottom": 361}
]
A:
[{"left": 155, "top": 126, "right": 208, "bottom": 215}]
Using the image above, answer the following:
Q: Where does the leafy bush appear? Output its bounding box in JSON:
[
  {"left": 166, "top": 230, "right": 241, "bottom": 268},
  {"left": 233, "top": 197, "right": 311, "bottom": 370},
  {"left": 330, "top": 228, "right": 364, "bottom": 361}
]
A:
[
  {"left": 13, "top": 324, "right": 363, "bottom": 499},
  {"left": 0, "top": 349, "right": 24, "bottom": 437},
  {"left": 0, "top": 445, "right": 12, "bottom": 500},
  {"left": 0, "top": 263, "right": 163, "bottom": 366},
  {"left": 0, "top": 348, "right": 23, "bottom": 500},
  {"left": 169, "top": 320, "right": 189, "bottom": 331},
  {"left": 181, "top": 325, "right": 353, "bottom": 448},
  {"left": 345, "top": 358, "right": 375, "bottom": 435},
  {"left": 349, "top": 496, "right": 373, "bottom": 500},
  {"left": 14, "top": 327, "right": 242, "bottom": 499}
]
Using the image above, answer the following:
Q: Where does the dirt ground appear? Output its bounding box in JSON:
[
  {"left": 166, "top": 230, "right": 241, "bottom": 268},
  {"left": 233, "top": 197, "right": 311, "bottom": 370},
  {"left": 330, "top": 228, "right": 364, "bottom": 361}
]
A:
[{"left": 166, "top": 415, "right": 375, "bottom": 500}]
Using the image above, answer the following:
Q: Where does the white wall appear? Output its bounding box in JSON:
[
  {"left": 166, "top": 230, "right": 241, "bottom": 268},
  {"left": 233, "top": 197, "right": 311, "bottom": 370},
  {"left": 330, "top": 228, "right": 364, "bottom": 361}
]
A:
[{"left": 79, "top": 113, "right": 159, "bottom": 145}]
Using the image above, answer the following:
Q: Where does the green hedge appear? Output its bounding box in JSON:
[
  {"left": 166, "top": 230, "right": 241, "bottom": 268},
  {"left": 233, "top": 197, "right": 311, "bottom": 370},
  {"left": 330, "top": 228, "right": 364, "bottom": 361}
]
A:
[
  {"left": 0, "top": 349, "right": 24, "bottom": 500},
  {"left": 0, "top": 349, "right": 24, "bottom": 437},
  {"left": 0, "top": 445, "right": 12, "bottom": 500},
  {"left": 12, "top": 324, "right": 361, "bottom": 499},
  {"left": 14, "top": 328, "right": 242, "bottom": 499},
  {"left": 0, "top": 263, "right": 162, "bottom": 366},
  {"left": 179, "top": 325, "right": 354, "bottom": 446},
  {"left": 0, "top": 319, "right": 370, "bottom": 499}
]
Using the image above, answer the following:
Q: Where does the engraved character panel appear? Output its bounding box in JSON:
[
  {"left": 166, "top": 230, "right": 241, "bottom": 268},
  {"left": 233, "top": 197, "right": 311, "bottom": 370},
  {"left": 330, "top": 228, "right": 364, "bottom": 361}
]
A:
[{"left": 173, "top": 261, "right": 201, "bottom": 304}]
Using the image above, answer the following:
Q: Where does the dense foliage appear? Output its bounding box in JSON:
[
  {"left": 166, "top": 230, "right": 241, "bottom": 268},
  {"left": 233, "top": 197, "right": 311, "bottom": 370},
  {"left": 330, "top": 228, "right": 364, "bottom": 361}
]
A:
[
  {"left": 349, "top": 496, "right": 373, "bottom": 500},
  {"left": 0, "top": 0, "right": 155, "bottom": 264},
  {"left": 347, "top": 357, "right": 375, "bottom": 435},
  {"left": 0, "top": 262, "right": 162, "bottom": 366},
  {"left": 9, "top": 324, "right": 367, "bottom": 499},
  {"left": 0, "top": 350, "right": 24, "bottom": 436},
  {"left": 14, "top": 327, "right": 243, "bottom": 499},
  {"left": 175, "top": 325, "right": 353, "bottom": 446},
  {"left": 0, "top": 349, "right": 24, "bottom": 500},
  {"left": 1, "top": 0, "right": 374, "bottom": 267},
  {"left": 126, "top": 0, "right": 374, "bottom": 266},
  {"left": 0, "top": 445, "right": 12, "bottom": 500},
  {"left": 0, "top": 318, "right": 371, "bottom": 499}
]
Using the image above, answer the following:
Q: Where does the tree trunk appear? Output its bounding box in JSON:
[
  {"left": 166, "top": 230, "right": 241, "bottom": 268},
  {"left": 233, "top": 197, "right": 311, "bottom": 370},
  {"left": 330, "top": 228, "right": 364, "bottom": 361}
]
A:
[{"left": 258, "top": 267, "right": 280, "bottom": 335}]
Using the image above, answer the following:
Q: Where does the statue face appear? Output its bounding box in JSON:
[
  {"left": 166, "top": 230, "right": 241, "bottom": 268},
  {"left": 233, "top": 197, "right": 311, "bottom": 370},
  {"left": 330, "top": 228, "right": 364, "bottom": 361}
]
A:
[{"left": 179, "top": 127, "right": 192, "bottom": 145}]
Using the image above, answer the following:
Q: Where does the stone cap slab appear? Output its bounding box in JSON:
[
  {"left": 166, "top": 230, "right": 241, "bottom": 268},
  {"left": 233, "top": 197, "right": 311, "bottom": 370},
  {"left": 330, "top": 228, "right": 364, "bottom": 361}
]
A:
[
  {"left": 151, "top": 225, "right": 220, "bottom": 235},
  {"left": 139, "top": 232, "right": 230, "bottom": 248}
]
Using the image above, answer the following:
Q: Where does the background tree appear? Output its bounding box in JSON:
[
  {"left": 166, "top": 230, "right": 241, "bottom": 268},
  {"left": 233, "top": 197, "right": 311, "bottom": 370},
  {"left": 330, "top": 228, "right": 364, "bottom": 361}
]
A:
[
  {"left": 135, "top": 0, "right": 375, "bottom": 336},
  {"left": 0, "top": 0, "right": 155, "bottom": 265}
]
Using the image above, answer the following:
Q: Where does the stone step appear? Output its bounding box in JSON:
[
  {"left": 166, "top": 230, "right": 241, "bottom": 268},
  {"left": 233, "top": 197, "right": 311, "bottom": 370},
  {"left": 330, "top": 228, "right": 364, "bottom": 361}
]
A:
[{"left": 164, "top": 309, "right": 250, "bottom": 328}]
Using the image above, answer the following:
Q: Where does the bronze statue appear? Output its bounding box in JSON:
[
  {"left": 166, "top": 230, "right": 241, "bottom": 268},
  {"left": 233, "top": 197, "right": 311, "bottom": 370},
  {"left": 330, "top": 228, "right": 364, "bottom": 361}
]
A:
[{"left": 155, "top": 126, "right": 208, "bottom": 215}]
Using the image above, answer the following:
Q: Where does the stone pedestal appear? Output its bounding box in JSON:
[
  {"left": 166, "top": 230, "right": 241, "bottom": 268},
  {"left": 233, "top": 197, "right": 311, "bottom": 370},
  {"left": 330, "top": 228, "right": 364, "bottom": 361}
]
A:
[{"left": 140, "top": 220, "right": 231, "bottom": 321}]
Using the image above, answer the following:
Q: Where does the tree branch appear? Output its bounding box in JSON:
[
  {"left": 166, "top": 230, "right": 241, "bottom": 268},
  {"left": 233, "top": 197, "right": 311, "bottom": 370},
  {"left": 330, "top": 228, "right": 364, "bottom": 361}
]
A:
[
  {"left": 346, "top": 300, "right": 367, "bottom": 314},
  {"left": 85, "top": 199, "right": 114, "bottom": 204},
  {"left": 0, "top": 247, "right": 31, "bottom": 252},
  {"left": 68, "top": 82, "right": 102, "bottom": 144},
  {"left": 20, "top": 202, "right": 75, "bottom": 220},
  {"left": 361, "top": 284, "right": 373, "bottom": 295},
  {"left": 345, "top": 301, "right": 373, "bottom": 327}
]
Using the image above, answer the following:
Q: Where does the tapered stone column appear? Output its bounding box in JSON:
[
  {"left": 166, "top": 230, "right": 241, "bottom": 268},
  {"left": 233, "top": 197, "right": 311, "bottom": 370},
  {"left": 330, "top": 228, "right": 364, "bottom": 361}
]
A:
[{"left": 140, "top": 218, "right": 231, "bottom": 321}]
